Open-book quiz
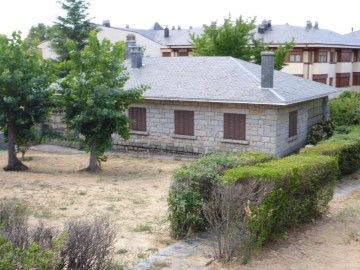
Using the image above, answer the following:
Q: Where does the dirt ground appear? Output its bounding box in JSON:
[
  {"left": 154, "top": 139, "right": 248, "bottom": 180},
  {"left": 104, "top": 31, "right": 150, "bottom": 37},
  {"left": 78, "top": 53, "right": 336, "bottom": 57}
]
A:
[
  {"left": 1, "top": 148, "right": 360, "bottom": 269},
  {"left": 0, "top": 148, "right": 184, "bottom": 267}
]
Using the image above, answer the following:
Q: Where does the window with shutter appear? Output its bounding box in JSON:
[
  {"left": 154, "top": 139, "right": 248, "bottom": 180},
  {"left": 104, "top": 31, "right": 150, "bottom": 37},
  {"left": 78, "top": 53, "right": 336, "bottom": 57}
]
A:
[
  {"left": 289, "top": 110, "right": 298, "bottom": 138},
  {"left": 353, "top": 72, "right": 360, "bottom": 86},
  {"left": 223, "top": 113, "right": 246, "bottom": 140},
  {"left": 336, "top": 73, "right": 351, "bottom": 87},
  {"left": 174, "top": 110, "right": 194, "bottom": 136},
  {"left": 129, "top": 107, "right": 146, "bottom": 131}
]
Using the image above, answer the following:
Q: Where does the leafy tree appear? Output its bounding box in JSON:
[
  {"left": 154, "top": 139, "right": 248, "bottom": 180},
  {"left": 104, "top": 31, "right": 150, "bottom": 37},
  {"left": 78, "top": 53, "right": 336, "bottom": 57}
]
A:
[
  {"left": 58, "top": 32, "right": 147, "bottom": 172},
  {"left": 191, "top": 15, "right": 295, "bottom": 70},
  {"left": 50, "top": 0, "right": 98, "bottom": 62},
  {"left": 26, "top": 23, "right": 54, "bottom": 44},
  {"left": 0, "top": 33, "right": 55, "bottom": 171}
]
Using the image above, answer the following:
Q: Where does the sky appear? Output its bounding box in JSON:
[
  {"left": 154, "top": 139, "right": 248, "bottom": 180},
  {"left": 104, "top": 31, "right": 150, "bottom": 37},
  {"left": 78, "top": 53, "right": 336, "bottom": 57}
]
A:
[{"left": 0, "top": 0, "right": 359, "bottom": 38}]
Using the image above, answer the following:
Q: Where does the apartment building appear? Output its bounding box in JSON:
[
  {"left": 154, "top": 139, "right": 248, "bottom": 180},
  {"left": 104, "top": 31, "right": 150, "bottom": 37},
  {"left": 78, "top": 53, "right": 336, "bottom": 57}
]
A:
[{"left": 256, "top": 21, "right": 360, "bottom": 91}]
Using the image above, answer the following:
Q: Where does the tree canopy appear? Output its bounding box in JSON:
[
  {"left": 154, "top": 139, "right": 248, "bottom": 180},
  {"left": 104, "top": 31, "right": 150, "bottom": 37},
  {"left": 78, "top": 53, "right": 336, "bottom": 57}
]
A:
[
  {"left": 50, "top": 0, "right": 98, "bottom": 62},
  {"left": 191, "top": 15, "right": 295, "bottom": 70},
  {"left": 58, "top": 32, "right": 147, "bottom": 172},
  {"left": 0, "top": 33, "right": 56, "bottom": 171},
  {"left": 26, "top": 23, "right": 54, "bottom": 44}
]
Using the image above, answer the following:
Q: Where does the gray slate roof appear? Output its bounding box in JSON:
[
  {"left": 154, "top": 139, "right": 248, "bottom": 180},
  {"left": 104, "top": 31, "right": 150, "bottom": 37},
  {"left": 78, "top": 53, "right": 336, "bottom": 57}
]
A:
[
  {"left": 104, "top": 23, "right": 360, "bottom": 47},
  {"left": 109, "top": 26, "right": 204, "bottom": 46},
  {"left": 255, "top": 24, "right": 360, "bottom": 47},
  {"left": 344, "top": 30, "right": 360, "bottom": 40},
  {"left": 125, "top": 57, "right": 340, "bottom": 106}
]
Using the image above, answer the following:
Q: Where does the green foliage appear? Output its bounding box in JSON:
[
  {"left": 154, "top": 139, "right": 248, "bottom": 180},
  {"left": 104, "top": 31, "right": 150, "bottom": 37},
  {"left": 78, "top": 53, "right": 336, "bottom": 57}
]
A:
[
  {"left": 190, "top": 15, "right": 294, "bottom": 70},
  {"left": 168, "top": 152, "right": 274, "bottom": 238},
  {"left": 273, "top": 39, "right": 296, "bottom": 70},
  {"left": 329, "top": 91, "right": 360, "bottom": 126},
  {"left": 58, "top": 32, "right": 147, "bottom": 171},
  {"left": 26, "top": 23, "right": 54, "bottom": 44},
  {"left": 191, "top": 16, "right": 260, "bottom": 61},
  {"left": 302, "top": 125, "right": 360, "bottom": 176},
  {"left": 0, "top": 237, "right": 63, "bottom": 270},
  {"left": 0, "top": 32, "right": 56, "bottom": 170},
  {"left": 50, "top": 0, "right": 98, "bottom": 62},
  {"left": 306, "top": 119, "right": 336, "bottom": 145},
  {"left": 222, "top": 153, "right": 337, "bottom": 252}
]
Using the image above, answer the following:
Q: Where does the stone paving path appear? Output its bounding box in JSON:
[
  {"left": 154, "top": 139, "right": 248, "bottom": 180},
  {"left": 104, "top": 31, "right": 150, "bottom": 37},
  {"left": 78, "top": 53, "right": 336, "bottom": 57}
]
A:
[{"left": 126, "top": 233, "right": 215, "bottom": 270}]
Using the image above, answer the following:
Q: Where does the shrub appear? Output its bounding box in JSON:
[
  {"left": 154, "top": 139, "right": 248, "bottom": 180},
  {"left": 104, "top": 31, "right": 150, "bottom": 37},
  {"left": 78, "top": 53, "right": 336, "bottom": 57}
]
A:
[
  {"left": 61, "top": 218, "right": 117, "bottom": 270},
  {"left": 221, "top": 153, "right": 337, "bottom": 260},
  {"left": 0, "top": 236, "right": 64, "bottom": 270},
  {"left": 306, "top": 119, "right": 335, "bottom": 145},
  {"left": 301, "top": 125, "right": 360, "bottom": 176},
  {"left": 203, "top": 180, "right": 273, "bottom": 263},
  {"left": 329, "top": 91, "right": 360, "bottom": 126},
  {"left": 0, "top": 199, "right": 29, "bottom": 249},
  {"left": 0, "top": 199, "right": 117, "bottom": 270},
  {"left": 168, "top": 152, "right": 274, "bottom": 238}
]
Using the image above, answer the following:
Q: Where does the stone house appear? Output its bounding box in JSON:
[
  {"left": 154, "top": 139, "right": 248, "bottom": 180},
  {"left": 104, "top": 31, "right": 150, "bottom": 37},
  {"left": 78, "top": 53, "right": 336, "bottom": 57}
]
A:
[{"left": 109, "top": 51, "right": 340, "bottom": 157}]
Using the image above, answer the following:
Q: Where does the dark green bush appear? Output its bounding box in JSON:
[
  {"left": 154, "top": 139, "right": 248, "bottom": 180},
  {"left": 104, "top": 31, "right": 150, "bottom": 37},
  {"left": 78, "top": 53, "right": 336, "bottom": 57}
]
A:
[
  {"left": 168, "top": 152, "right": 274, "bottom": 238},
  {"left": 301, "top": 125, "right": 360, "bottom": 176},
  {"left": 329, "top": 91, "right": 360, "bottom": 126},
  {"left": 221, "top": 153, "right": 337, "bottom": 253},
  {"left": 306, "top": 119, "right": 336, "bottom": 145}
]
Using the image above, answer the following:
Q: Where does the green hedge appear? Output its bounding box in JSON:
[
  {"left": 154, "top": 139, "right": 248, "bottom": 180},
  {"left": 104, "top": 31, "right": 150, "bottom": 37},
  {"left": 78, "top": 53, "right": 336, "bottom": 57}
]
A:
[
  {"left": 168, "top": 152, "right": 274, "bottom": 238},
  {"left": 222, "top": 153, "right": 338, "bottom": 249},
  {"left": 301, "top": 126, "right": 360, "bottom": 176}
]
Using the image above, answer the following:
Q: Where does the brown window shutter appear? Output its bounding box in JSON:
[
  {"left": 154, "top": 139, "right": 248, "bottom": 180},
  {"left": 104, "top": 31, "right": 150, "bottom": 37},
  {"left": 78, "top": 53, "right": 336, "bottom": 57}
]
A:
[
  {"left": 174, "top": 110, "right": 194, "bottom": 136},
  {"left": 129, "top": 107, "right": 146, "bottom": 131},
  {"left": 224, "top": 113, "right": 246, "bottom": 140},
  {"left": 289, "top": 110, "right": 298, "bottom": 138}
]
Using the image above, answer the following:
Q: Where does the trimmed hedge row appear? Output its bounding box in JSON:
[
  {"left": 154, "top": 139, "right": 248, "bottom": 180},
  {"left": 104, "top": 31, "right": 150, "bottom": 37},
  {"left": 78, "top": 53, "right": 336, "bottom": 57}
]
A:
[
  {"left": 168, "top": 152, "right": 274, "bottom": 238},
  {"left": 301, "top": 126, "right": 360, "bottom": 176},
  {"left": 222, "top": 153, "right": 338, "bottom": 250}
]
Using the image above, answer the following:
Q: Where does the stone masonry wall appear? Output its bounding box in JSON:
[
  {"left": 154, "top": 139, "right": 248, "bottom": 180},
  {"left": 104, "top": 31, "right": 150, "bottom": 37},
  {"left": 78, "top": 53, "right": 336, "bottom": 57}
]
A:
[
  {"left": 274, "top": 97, "right": 328, "bottom": 157},
  {"left": 112, "top": 100, "right": 280, "bottom": 156},
  {"left": 46, "top": 98, "right": 328, "bottom": 158}
]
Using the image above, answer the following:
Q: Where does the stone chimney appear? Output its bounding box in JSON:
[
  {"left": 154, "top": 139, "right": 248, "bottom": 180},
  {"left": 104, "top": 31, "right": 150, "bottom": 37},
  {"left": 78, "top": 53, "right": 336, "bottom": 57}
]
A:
[
  {"left": 314, "top": 21, "right": 319, "bottom": 29},
  {"left": 164, "top": 26, "right": 169, "bottom": 38},
  {"left": 261, "top": 52, "right": 274, "bottom": 88},
  {"left": 103, "top": 20, "right": 110, "bottom": 27},
  {"left": 130, "top": 47, "right": 142, "bottom": 68},
  {"left": 306, "top": 21, "right": 312, "bottom": 30},
  {"left": 125, "top": 34, "right": 136, "bottom": 59}
]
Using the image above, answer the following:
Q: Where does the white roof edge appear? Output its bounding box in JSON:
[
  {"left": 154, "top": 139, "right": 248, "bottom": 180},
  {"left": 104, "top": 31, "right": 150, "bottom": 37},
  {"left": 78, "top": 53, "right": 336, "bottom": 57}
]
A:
[{"left": 143, "top": 95, "right": 333, "bottom": 106}]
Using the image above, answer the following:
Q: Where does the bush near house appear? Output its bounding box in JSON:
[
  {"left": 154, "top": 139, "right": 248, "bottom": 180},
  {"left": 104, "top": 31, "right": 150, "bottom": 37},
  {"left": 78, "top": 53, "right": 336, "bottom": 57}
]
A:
[
  {"left": 301, "top": 125, "right": 360, "bottom": 176},
  {"left": 329, "top": 91, "right": 360, "bottom": 126},
  {"left": 168, "top": 152, "right": 274, "bottom": 238},
  {"left": 219, "top": 153, "right": 337, "bottom": 262},
  {"left": 306, "top": 119, "right": 336, "bottom": 145}
]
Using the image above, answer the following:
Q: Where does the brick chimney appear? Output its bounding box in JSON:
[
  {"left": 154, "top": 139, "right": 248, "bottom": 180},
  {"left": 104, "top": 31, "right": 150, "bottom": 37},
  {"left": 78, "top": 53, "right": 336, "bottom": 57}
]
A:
[
  {"left": 261, "top": 52, "right": 274, "bottom": 88},
  {"left": 130, "top": 47, "right": 142, "bottom": 68}
]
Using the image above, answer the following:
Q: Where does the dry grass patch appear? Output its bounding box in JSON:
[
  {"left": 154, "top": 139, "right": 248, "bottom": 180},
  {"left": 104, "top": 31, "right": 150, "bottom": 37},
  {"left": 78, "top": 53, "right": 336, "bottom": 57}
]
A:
[{"left": 0, "top": 149, "right": 184, "bottom": 267}]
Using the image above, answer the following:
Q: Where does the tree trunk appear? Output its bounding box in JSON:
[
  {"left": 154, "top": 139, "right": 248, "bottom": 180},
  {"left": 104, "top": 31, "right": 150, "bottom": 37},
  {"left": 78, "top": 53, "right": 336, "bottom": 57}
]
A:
[
  {"left": 4, "top": 117, "right": 28, "bottom": 171},
  {"left": 85, "top": 140, "right": 100, "bottom": 172}
]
